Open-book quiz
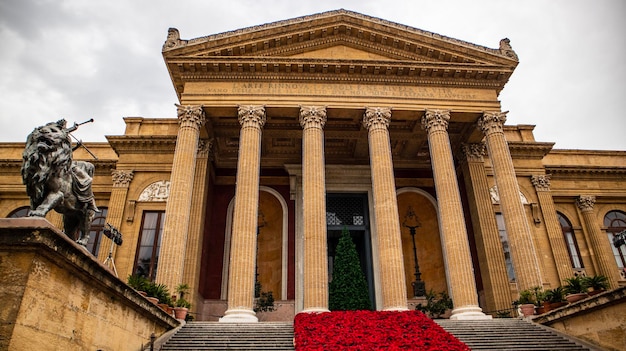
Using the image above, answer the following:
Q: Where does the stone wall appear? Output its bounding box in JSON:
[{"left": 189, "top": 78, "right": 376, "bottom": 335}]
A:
[
  {"left": 533, "top": 287, "right": 626, "bottom": 351},
  {"left": 0, "top": 218, "right": 179, "bottom": 351}
]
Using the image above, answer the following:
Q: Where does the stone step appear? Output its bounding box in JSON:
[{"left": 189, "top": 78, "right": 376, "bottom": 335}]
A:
[
  {"left": 160, "top": 322, "right": 295, "bottom": 351},
  {"left": 436, "top": 319, "right": 595, "bottom": 351}
]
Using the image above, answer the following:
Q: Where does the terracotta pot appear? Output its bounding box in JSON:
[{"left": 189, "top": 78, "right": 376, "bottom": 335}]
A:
[
  {"left": 146, "top": 297, "right": 159, "bottom": 305},
  {"left": 519, "top": 303, "right": 535, "bottom": 317},
  {"left": 565, "top": 293, "right": 589, "bottom": 304},
  {"left": 588, "top": 289, "right": 605, "bottom": 296},
  {"left": 174, "top": 307, "right": 188, "bottom": 320},
  {"left": 549, "top": 301, "right": 567, "bottom": 310}
]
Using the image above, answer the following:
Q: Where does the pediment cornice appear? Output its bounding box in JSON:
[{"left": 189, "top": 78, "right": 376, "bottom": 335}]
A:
[{"left": 163, "top": 10, "right": 518, "bottom": 99}]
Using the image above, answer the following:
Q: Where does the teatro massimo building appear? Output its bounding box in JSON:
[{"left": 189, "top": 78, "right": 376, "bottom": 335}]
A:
[{"left": 1, "top": 10, "right": 625, "bottom": 324}]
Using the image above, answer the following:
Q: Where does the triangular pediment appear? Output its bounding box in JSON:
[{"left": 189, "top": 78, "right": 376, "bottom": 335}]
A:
[{"left": 163, "top": 9, "right": 519, "bottom": 98}]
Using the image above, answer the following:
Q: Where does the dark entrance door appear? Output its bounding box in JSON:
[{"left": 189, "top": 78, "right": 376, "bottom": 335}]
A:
[{"left": 326, "top": 193, "right": 375, "bottom": 308}]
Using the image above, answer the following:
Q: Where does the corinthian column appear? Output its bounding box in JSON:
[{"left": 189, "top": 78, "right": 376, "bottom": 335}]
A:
[
  {"left": 299, "top": 106, "right": 329, "bottom": 313},
  {"left": 363, "top": 107, "right": 407, "bottom": 311},
  {"left": 156, "top": 104, "right": 205, "bottom": 292},
  {"left": 576, "top": 195, "right": 620, "bottom": 288},
  {"left": 531, "top": 175, "right": 573, "bottom": 282},
  {"left": 98, "top": 170, "right": 134, "bottom": 276},
  {"left": 478, "top": 111, "right": 542, "bottom": 291},
  {"left": 220, "top": 105, "right": 266, "bottom": 323},
  {"left": 422, "top": 110, "right": 487, "bottom": 319},
  {"left": 459, "top": 143, "right": 511, "bottom": 313}
]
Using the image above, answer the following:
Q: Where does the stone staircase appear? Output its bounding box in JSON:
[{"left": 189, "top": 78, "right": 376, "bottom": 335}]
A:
[
  {"left": 436, "top": 319, "right": 600, "bottom": 351},
  {"left": 159, "top": 322, "right": 294, "bottom": 351},
  {"left": 158, "top": 319, "right": 600, "bottom": 351}
]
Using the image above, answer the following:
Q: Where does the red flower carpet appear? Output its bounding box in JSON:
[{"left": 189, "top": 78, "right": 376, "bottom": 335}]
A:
[{"left": 294, "top": 310, "right": 470, "bottom": 350}]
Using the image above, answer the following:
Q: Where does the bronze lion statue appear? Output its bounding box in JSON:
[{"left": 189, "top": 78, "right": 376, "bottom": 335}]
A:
[{"left": 21, "top": 119, "right": 99, "bottom": 247}]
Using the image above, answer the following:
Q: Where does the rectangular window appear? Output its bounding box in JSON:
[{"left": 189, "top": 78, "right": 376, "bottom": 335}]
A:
[
  {"left": 496, "top": 213, "right": 516, "bottom": 282},
  {"left": 133, "top": 211, "right": 165, "bottom": 281}
]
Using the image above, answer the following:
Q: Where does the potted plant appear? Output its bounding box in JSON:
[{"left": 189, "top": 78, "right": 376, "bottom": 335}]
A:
[
  {"left": 127, "top": 274, "right": 149, "bottom": 297},
  {"left": 173, "top": 283, "right": 191, "bottom": 320},
  {"left": 563, "top": 276, "right": 589, "bottom": 303},
  {"left": 545, "top": 286, "right": 567, "bottom": 310},
  {"left": 515, "top": 288, "right": 537, "bottom": 317},
  {"left": 584, "top": 275, "right": 609, "bottom": 296}
]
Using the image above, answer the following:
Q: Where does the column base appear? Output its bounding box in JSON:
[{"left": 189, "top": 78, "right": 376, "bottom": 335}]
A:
[
  {"left": 300, "top": 307, "right": 330, "bottom": 314},
  {"left": 382, "top": 306, "right": 409, "bottom": 312},
  {"left": 450, "top": 305, "right": 492, "bottom": 320},
  {"left": 219, "top": 308, "right": 258, "bottom": 323}
]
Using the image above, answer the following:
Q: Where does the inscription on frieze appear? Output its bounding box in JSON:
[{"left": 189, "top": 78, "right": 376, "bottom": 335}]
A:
[{"left": 196, "top": 82, "right": 479, "bottom": 100}]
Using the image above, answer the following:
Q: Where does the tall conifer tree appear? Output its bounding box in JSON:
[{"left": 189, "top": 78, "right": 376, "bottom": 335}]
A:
[{"left": 329, "top": 227, "right": 372, "bottom": 310}]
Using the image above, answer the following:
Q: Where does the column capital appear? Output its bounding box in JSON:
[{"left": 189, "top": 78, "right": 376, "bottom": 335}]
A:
[
  {"left": 111, "top": 169, "right": 134, "bottom": 188},
  {"left": 197, "top": 138, "right": 213, "bottom": 158},
  {"left": 576, "top": 195, "right": 596, "bottom": 212},
  {"left": 531, "top": 174, "right": 551, "bottom": 192},
  {"left": 363, "top": 107, "right": 392, "bottom": 131},
  {"left": 477, "top": 111, "right": 508, "bottom": 135},
  {"left": 421, "top": 109, "right": 450, "bottom": 133},
  {"left": 176, "top": 104, "right": 206, "bottom": 129},
  {"left": 238, "top": 105, "right": 266, "bottom": 129},
  {"left": 461, "top": 142, "right": 486, "bottom": 162},
  {"left": 299, "top": 106, "right": 327, "bottom": 129}
]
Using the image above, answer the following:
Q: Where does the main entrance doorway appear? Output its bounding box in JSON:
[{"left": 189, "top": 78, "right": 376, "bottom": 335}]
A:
[{"left": 326, "top": 193, "right": 375, "bottom": 308}]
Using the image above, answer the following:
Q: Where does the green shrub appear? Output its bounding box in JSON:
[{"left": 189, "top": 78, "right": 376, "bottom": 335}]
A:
[
  {"left": 415, "top": 290, "right": 453, "bottom": 318},
  {"left": 329, "top": 227, "right": 371, "bottom": 311}
]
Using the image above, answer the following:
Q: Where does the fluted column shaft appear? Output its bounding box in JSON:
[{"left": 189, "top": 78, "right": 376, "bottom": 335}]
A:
[
  {"left": 531, "top": 175, "right": 573, "bottom": 282},
  {"left": 423, "top": 110, "right": 486, "bottom": 319},
  {"left": 300, "top": 106, "right": 329, "bottom": 312},
  {"left": 460, "top": 143, "right": 511, "bottom": 313},
  {"left": 183, "top": 139, "right": 212, "bottom": 307},
  {"left": 98, "top": 170, "right": 134, "bottom": 275},
  {"left": 221, "top": 106, "right": 266, "bottom": 323},
  {"left": 576, "top": 196, "right": 620, "bottom": 288},
  {"left": 478, "top": 111, "right": 542, "bottom": 291},
  {"left": 363, "top": 107, "right": 407, "bottom": 311},
  {"left": 157, "top": 105, "right": 205, "bottom": 291}
]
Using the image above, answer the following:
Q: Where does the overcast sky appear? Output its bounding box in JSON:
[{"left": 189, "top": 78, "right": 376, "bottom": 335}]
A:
[{"left": 0, "top": 0, "right": 624, "bottom": 150}]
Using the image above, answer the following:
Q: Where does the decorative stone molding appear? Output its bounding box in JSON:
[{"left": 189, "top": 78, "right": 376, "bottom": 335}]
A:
[
  {"left": 421, "top": 109, "right": 450, "bottom": 132},
  {"left": 138, "top": 181, "right": 171, "bottom": 202},
  {"left": 531, "top": 174, "right": 551, "bottom": 192},
  {"left": 461, "top": 142, "right": 486, "bottom": 162},
  {"left": 176, "top": 104, "right": 206, "bottom": 129},
  {"left": 362, "top": 107, "right": 392, "bottom": 130},
  {"left": 111, "top": 170, "right": 134, "bottom": 188},
  {"left": 477, "top": 111, "right": 508, "bottom": 135},
  {"left": 299, "top": 106, "right": 327, "bottom": 129},
  {"left": 576, "top": 195, "right": 596, "bottom": 212},
  {"left": 489, "top": 185, "right": 529, "bottom": 205},
  {"left": 237, "top": 105, "right": 266, "bottom": 128},
  {"left": 197, "top": 138, "right": 213, "bottom": 158},
  {"left": 162, "top": 28, "right": 187, "bottom": 51}
]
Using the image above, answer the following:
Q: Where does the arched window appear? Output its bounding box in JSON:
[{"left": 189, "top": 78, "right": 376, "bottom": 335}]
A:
[
  {"left": 7, "top": 206, "right": 30, "bottom": 218},
  {"left": 557, "top": 212, "right": 583, "bottom": 269},
  {"left": 604, "top": 210, "right": 626, "bottom": 269},
  {"left": 86, "top": 208, "right": 108, "bottom": 256}
]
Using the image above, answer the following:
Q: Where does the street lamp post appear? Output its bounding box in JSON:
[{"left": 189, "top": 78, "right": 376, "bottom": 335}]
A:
[{"left": 403, "top": 206, "right": 426, "bottom": 297}]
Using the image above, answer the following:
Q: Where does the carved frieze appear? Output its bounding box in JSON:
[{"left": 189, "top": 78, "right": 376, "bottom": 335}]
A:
[{"left": 138, "top": 181, "right": 171, "bottom": 202}]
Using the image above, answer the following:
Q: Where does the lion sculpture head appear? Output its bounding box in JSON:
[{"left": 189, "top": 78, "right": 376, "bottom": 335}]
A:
[{"left": 21, "top": 119, "right": 73, "bottom": 208}]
